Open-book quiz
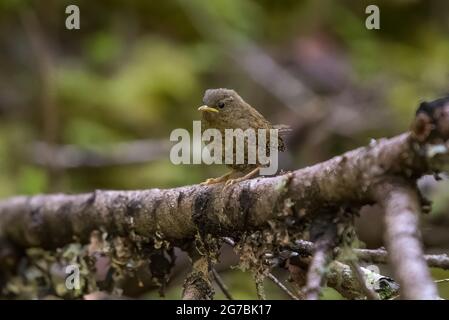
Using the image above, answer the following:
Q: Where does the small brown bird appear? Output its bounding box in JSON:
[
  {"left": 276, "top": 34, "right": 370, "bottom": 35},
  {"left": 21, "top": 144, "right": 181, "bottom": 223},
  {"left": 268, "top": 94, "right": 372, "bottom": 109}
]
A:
[{"left": 198, "top": 88, "right": 287, "bottom": 185}]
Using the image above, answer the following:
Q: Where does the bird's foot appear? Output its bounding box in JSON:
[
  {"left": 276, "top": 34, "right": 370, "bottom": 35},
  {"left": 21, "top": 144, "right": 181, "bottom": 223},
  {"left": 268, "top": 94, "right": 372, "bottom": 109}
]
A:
[
  {"left": 200, "top": 177, "right": 226, "bottom": 185},
  {"left": 223, "top": 167, "right": 261, "bottom": 188},
  {"left": 224, "top": 177, "right": 246, "bottom": 187},
  {"left": 200, "top": 171, "right": 235, "bottom": 185}
]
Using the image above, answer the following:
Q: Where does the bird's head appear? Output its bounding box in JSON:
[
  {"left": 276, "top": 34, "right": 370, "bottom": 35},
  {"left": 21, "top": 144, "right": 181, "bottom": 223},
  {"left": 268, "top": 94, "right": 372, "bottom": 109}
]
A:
[{"left": 198, "top": 88, "right": 249, "bottom": 127}]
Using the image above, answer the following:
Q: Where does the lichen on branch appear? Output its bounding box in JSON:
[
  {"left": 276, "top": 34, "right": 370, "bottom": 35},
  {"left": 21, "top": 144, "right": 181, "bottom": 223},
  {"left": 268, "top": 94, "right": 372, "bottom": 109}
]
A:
[{"left": 1, "top": 97, "right": 449, "bottom": 299}]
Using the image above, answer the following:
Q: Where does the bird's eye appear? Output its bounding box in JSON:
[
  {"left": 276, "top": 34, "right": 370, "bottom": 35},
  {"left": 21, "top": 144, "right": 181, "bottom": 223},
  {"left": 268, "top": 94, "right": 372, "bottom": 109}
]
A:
[{"left": 217, "top": 101, "right": 225, "bottom": 109}]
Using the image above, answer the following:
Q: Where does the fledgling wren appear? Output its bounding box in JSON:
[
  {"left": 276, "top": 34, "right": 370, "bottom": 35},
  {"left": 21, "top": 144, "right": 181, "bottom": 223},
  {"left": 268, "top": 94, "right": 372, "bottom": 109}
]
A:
[{"left": 198, "top": 88, "right": 287, "bottom": 185}]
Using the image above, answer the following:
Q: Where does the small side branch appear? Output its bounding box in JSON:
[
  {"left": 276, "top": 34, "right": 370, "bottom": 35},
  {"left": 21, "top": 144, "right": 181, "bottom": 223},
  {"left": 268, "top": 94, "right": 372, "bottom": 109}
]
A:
[
  {"left": 304, "top": 217, "right": 337, "bottom": 300},
  {"left": 267, "top": 273, "right": 299, "bottom": 300},
  {"left": 305, "top": 247, "right": 331, "bottom": 300},
  {"left": 293, "top": 240, "right": 449, "bottom": 270},
  {"left": 373, "top": 179, "right": 438, "bottom": 300},
  {"left": 222, "top": 237, "right": 299, "bottom": 300},
  {"left": 355, "top": 248, "right": 449, "bottom": 270},
  {"left": 30, "top": 140, "right": 170, "bottom": 169},
  {"left": 327, "top": 261, "right": 399, "bottom": 300},
  {"left": 425, "top": 254, "right": 449, "bottom": 270},
  {"left": 288, "top": 255, "right": 400, "bottom": 300},
  {"left": 182, "top": 251, "right": 214, "bottom": 300},
  {"left": 212, "top": 268, "right": 233, "bottom": 300}
]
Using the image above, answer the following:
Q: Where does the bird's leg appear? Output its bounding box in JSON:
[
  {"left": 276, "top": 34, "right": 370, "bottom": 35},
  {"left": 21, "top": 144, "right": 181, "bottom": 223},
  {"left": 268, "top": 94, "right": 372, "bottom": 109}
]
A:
[
  {"left": 224, "top": 167, "right": 261, "bottom": 187},
  {"left": 200, "top": 170, "right": 236, "bottom": 185}
]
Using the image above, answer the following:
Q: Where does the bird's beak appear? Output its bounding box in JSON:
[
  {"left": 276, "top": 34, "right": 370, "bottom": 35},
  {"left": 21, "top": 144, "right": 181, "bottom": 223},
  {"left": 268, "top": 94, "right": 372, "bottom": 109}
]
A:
[{"left": 198, "top": 105, "right": 219, "bottom": 113}]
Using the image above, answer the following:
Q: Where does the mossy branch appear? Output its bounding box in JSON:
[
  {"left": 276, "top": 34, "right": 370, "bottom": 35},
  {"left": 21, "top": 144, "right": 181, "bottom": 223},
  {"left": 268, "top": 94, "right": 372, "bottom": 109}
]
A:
[{"left": 1, "top": 97, "right": 449, "bottom": 299}]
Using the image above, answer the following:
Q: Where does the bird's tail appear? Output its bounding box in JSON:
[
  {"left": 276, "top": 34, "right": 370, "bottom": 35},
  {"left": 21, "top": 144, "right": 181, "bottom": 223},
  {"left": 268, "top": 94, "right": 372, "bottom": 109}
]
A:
[
  {"left": 273, "top": 124, "right": 292, "bottom": 138},
  {"left": 272, "top": 124, "right": 292, "bottom": 152}
]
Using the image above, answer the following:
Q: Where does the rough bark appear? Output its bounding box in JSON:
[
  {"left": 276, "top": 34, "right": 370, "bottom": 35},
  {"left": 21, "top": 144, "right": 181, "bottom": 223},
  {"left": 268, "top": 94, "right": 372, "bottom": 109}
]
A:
[
  {"left": 182, "top": 255, "right": 214, "bottom": 300},
  {"left": 0, "top": 132, "right": 433, "bottom": 250},
  {"left": 373, "top": 179, "right": 438, "bottom": 299},
  {"left": 1, "top": 98, "right": 449, "bottom": 299}
]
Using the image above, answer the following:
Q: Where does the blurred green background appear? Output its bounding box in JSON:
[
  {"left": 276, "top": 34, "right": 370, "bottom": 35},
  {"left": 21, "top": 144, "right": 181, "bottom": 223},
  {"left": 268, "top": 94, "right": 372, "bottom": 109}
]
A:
[{"left": 0, "top": 0, "right": 449, "bottom": 299}]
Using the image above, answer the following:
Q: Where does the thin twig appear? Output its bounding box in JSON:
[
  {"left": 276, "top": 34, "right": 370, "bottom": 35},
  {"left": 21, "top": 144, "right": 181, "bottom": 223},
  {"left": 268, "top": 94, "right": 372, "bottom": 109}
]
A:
[
  {"left": 304, "top": 214, "right": 338, "bottom": 300},
  {"left": 182, "top": 254, "right": 214, "bottom": 300},
  {"left": 267, "top": 273, "right": 299, "bottom": 300},
  {"left": 435, "top": 278, "right": 449, "bottom": 284},
  {"left": 30, "top": 139, "right": 171, "bottom": 169},
  {"left": 304, "top": 246, "right": 330, "bottom": 300},
  {"left": 293, "top": 240, "right": 449, "bottom": 270},
  {"left": 212, "top": 268, "right": 233, "bottom": 300},
  {"left": 222, "top": 237, "right": 299, "bottom": 300},
  {"left": 354, "top": 248, "right": 449, "bottom": 270}
]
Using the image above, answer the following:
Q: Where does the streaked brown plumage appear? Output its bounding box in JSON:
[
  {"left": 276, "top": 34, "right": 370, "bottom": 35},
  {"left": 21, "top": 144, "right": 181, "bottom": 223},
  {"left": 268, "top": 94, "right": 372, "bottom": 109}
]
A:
[{"left": 198, "top": 88, "right": 286, "bottom": 185}]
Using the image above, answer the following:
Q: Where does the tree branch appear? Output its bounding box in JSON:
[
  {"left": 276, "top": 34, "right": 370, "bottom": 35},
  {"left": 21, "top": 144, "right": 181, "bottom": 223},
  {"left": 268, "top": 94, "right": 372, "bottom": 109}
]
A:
[
  {"left": 267, "top": 273, "right": 299, "bottom": 300},
  {"left": 0, "top": 131, "right": 435, "bottom": 250},
  {"left": 182, "top": 250, "right": 213, "bottom": 300},
  {"left": 347, "top": 260, "right": 379, "bottom": 300},
  {"left": 1, "top": 98, "right": 449, "bottom": 299},
  {"left": 304, "top": 214, "right": 338, "bottom": 300},
  {"left": 373, "top": 179, "right": 438, "bottom": 299},
  {"left": 30, "top": 140, "right": 171, "bottom": 169},
  {"left": 354, "top": 248, "right": 449, "bottom": 270},
  {"left": 326, "top": 261, "right": 399, "bottom": 300},
  {"left": 288, "top": 255, "right": 400, "bottom": 300},
  {"left": 293, "top": 240, "right": 449, "bottom": 270}
]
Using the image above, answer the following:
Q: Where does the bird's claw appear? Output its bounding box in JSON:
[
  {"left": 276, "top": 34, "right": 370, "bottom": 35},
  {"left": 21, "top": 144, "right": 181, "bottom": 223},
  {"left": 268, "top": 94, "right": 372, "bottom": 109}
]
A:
[
  {"left": 200, "top": 176, "right": 230, "bottom": 185},
  {"left": 224, "top": 179, "right": 236, "bottom": 187},
  {"left": 224, "top": 177, "right": 244, "bottom": 188},
  {"left": 200, "top": 178, "right": 219, "bottom": 185}
]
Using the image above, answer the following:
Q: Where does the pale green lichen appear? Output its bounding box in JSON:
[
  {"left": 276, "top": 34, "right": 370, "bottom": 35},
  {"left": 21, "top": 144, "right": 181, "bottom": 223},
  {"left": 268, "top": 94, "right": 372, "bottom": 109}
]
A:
[{"left": 2, "top": 230, "right": 176, "bottom": 299}]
